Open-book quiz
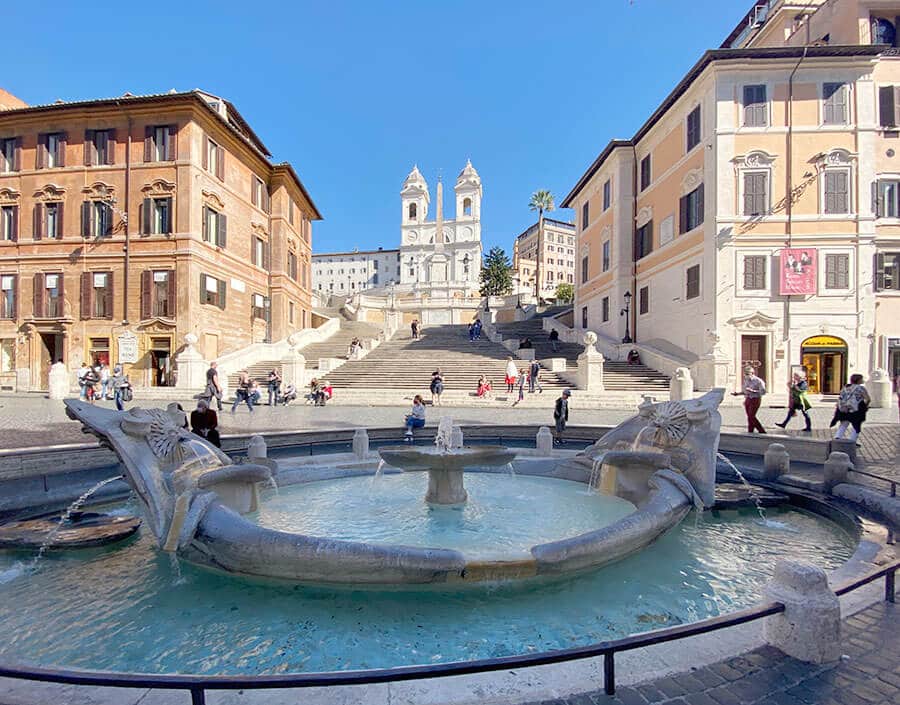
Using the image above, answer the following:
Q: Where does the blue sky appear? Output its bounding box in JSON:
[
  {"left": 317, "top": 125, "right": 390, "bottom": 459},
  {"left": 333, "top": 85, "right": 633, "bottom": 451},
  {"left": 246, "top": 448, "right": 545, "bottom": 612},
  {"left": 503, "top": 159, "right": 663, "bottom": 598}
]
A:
[{"left": 5, "top": 0, "right": 748, "bottom": 255}]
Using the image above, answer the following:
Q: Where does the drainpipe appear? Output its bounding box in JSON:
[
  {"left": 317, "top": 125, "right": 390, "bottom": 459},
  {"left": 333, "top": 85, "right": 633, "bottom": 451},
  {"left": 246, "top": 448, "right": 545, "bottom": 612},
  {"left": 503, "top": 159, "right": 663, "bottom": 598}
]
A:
[
  {"left": 630, "top": 143, "right": 639, "bottom": 345},
  {"left": 115, "top": 100, "right": 132, "bottom": 326}
]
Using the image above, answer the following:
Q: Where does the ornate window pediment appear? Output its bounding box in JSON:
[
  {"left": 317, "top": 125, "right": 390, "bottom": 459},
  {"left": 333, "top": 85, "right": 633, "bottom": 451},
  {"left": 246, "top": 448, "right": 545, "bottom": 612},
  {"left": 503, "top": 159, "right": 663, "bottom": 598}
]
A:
[
  {"left": 82, "top": 181, "right": 115, "bottom": 200},
  {"left": 600, "top": 225, "right": 611, "bottom": 240},
  {"left": 0, "top": 187, "right": 20, "bottom": 204},
  {"left": 635, "top": 206, "right": 653, "bottom": 228},
  {"left": 251, "top": 221, "right": 268, "bottom": 237},
  {"left": 140, "top": 179, "right": 176, "bottom": 197},
  {"left": 202, "top": 189, "right": 225, "bottom": 210},
  {"left": 681, "top": 168, "right": 704, "bottom": 196},
  {"left": 33, "top": 184, "right": 66, "bottom": 202},
  {"left": 727, "top": 311, "right": 779, "bottom": 330},
  {"left": 815, "top": 148, "right": 856, "bottom": 167},
  {"left": 732, "top": 150, "right": 777, "bottom": 169}
]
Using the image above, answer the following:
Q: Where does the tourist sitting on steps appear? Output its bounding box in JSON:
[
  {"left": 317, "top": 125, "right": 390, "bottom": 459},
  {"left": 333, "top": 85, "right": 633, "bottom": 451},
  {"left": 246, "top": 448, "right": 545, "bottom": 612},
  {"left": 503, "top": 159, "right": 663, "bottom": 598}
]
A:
[
  {"left": 476, "top": 375, "right": 493, "bottom": 399},
  {"left": 627, "top": 349, "right": 642, "bottom": 365},
  {"left": 518, "top": 337, "right": 533, "bottom": 349},
  {"left": 404, "top": 395, "right": 426, "bottom": 439},
  {"left": 307, "top": 378, "right": 325, "bottom": 406},
  {"left": 280, "top": 383, "right": 297, "bottom": 406}
]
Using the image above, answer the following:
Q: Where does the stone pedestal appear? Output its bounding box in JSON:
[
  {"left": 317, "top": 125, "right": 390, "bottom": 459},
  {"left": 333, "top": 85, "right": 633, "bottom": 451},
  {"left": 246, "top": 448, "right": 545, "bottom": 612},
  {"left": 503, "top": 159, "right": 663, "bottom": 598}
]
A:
[
  {"left": 175, "top": 334, "right": 207, "bottom": 390},
  {"left": 546, "top": 357, "right": 567, "bottom": 372},
  {"left": 823, "top": 451, "right": 853, "bottom": 493},
  {"left": 829, "top": 439, "right": 857, "bottom": 467},
  {"left": 426, "top": 469, "right": 468, "bottom": 505},
  {"left": 764, "top": 561, "right": 841, "bottom": 663},
  {"left": 517, "top": 348, "right": 536, "bottom": 361},
  {"left": 279, "top": 350, "right": 307, "bottom": 388},
  {"left": 450, "top": 426, "right": 463, "bottom": 450},
  {"left": 514, "top": 307, "right": 527, "bottom": 322},
  {"left": 576, "top": 332, "right": 604, "bottom": 392},
  {"left": 669, "top": 367, "right": 693, "bottom": 401},
  {"left": 868, "top": 368, "right": 892, "bottom": 409},
  {"left": 536, "top": 426, "right": 553, "bottom": 455},
  {"left": 47, "top": 362, "right": 69, "bottom": 399},
  {"left": 353, "top": 429, "right": 369, "bottom": 459},
  {"left": 248, "top": 435, "right": 267, "bottom": 463},
  {"left": 763, "top": 443, "right": 790, "bottom": 481}
]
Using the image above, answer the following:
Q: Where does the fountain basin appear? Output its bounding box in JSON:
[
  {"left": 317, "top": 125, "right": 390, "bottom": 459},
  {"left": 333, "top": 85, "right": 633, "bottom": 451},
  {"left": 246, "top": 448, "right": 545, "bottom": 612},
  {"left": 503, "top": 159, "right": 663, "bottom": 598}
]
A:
[{"left": 0, "top": 513, "right": 141, "bottom": 550}]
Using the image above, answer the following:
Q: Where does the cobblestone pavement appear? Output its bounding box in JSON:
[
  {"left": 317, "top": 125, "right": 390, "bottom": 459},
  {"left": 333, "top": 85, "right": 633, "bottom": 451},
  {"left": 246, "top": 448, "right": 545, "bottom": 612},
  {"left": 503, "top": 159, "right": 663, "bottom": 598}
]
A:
[{"left": 526, "top": 601, "right": 899, "bottom": 705}]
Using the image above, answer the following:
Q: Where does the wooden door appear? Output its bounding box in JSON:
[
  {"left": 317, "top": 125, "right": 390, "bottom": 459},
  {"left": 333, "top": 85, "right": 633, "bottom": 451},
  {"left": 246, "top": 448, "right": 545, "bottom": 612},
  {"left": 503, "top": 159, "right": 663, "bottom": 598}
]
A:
[{"left": 741, "top": 335, "right": 767, "bottom": 381}]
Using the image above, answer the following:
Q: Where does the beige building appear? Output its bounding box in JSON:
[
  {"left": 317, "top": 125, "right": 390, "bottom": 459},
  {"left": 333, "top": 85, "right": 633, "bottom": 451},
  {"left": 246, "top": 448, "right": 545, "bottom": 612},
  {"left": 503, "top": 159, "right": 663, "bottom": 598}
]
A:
[
  {"left": 0, "top": 89, "right": 320, "bottom": 391},
  {"left": 564, "top": 0, "right": 900, "bottom": 394},
  {"left": 512, "top": 218, "right": 576, "bottom": 298}
]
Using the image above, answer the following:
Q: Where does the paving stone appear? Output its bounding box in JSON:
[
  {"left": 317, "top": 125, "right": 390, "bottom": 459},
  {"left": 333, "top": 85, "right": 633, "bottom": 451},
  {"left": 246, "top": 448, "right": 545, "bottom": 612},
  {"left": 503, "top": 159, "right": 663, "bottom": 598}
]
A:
[
  {"left": 608, "top": 688, "right": 648, "bottom": 705},
  {"left": 671, "top": 673, "right": 706, "bottom": 694},
  {"left": 704, "top": 686, "right": 743, "bottom": 705},
  {"left": 689, "top": 667, "right": 727, "bottom": 689},
  {"left": 636, "top": 685, "right": 668, "bottom": 703},
  {"left": 566, "top": 694, "right": 597, "bottom": 705},
  {"left": 679, "top": 693, "right": 720, "bottom": 705},
  {"left": 654, "top": 677, "right": 687, "bottom": 699},
  {"left": 708, "top": 664, "right": 745, "bottom": 683}
]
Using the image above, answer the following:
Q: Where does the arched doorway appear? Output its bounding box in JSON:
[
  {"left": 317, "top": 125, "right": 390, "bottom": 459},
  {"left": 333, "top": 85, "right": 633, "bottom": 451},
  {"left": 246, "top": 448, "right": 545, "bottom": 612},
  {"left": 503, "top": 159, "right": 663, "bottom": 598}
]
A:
[{"left": 801, "top": 335, "right": 847, "bottom": 394}]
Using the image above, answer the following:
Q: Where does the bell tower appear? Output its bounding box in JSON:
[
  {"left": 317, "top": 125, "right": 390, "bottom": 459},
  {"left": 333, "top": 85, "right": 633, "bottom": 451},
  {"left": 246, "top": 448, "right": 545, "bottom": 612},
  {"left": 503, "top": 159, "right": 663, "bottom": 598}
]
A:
[
  {"left": 401, "top": 165, "right": 429, "bottom": 231},
  {"left": 454, "top": 159, "right": 482, "bottom": 221}
]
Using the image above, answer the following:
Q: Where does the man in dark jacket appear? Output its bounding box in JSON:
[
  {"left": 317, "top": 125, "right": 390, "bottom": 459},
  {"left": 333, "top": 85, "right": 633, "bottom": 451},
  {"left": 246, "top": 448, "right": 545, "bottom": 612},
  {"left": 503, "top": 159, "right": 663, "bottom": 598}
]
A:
[
  {"left": 553, "top": 389, "right": 571, "bottom": 444},
  {"left": 205, "top": 362, "right": 223, "bottom": 411},
  {"left": 190, "top": 399, "right": 221, "bottom": 447}
]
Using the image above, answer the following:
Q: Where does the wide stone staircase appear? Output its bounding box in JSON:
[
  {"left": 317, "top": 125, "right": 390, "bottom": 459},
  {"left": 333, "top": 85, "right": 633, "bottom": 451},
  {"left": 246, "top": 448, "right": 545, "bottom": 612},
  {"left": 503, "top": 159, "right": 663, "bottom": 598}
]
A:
[
  {"left": 495, "top": 310, "right": 670, "bottom": 393},
  {"left": 226, "top": 319, "right": 381, "bottom": 389}
]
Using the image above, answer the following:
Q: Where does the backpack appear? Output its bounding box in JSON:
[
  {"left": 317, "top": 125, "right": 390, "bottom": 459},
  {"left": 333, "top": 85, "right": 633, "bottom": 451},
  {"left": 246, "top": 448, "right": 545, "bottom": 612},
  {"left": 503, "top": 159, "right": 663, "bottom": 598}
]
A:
[{"left": 837, "top": 386, "right": 860, "bottom": 414}]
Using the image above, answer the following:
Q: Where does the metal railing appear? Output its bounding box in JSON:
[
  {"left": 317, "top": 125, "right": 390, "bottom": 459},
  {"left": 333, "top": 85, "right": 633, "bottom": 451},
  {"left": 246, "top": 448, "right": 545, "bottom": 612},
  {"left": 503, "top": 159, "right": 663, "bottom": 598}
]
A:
[
  {"left": 848, "top": 467, "right": 898, "bottom": 498},
  {"left": 0, "top": 560, "right": 895, "bottom": 705}
]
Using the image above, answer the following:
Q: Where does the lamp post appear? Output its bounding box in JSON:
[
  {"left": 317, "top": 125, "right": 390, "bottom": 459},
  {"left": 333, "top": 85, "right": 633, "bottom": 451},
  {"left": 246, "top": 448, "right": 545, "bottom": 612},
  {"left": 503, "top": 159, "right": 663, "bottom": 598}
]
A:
[{"left": 620, "top": 290, "right": 633, "bottom": 344}]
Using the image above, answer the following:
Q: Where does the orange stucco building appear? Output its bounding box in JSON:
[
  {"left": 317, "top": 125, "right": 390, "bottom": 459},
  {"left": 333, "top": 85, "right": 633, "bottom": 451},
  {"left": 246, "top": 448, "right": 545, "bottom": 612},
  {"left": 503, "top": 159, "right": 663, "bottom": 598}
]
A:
[{"left": 0, "top": 89, "right": 320, "bottom": 392}]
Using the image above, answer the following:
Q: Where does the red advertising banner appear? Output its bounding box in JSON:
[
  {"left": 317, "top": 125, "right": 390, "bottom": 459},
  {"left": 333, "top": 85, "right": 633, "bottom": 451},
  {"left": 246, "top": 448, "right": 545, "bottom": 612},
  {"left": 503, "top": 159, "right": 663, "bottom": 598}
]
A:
[{"left": 779, "top": 248, "right": 817, "bottom": 295}]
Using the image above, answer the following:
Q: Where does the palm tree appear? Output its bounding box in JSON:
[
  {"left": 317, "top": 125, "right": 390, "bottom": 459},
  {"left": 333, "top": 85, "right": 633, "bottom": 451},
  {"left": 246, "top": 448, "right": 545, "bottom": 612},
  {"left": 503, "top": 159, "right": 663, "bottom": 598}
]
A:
[{"left": 528, "top": 189, "right": 555, "bottom": 302}]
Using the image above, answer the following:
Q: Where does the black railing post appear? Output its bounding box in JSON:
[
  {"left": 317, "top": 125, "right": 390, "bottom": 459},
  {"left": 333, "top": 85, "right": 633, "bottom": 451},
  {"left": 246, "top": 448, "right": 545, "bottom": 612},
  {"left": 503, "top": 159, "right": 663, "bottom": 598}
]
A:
[
  {"left": 887, "top": 568, "right": 896, "bottom": 604},
  {"left": 189, "top": 686, "right": 206, "bottom": 704},
  {"left": 604, "top": 652, "right": 615, "bottom": 695}
]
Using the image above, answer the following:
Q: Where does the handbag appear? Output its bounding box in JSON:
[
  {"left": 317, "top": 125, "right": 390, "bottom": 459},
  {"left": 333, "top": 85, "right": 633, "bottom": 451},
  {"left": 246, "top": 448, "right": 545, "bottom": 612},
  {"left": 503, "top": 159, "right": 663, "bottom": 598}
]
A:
[{"left": 121, "top": 385, "right": 133, "bottom": 402}]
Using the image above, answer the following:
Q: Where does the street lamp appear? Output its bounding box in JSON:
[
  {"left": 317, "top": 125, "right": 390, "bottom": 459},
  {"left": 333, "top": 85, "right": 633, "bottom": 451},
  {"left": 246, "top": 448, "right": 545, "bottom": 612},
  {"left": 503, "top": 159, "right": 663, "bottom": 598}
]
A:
[{"left": 620, "top": 291, "right": 633, "bottom": 344}]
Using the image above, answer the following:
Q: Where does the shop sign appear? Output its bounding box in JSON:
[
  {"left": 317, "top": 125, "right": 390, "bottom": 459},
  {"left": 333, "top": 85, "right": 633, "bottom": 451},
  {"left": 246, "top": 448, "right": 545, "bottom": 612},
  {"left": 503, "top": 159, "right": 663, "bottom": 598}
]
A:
[
  {"left": 779, "top": 248, "right": 817, "bottom": 295},
  {"left": 888, "top": 337, "right": 900, "bottom": 348},
  {"left": 117, "top": 332, "right": 139, "bottom": 363},
  {"left": 801, "top": 335, "right": 846, "bottom": 349}
]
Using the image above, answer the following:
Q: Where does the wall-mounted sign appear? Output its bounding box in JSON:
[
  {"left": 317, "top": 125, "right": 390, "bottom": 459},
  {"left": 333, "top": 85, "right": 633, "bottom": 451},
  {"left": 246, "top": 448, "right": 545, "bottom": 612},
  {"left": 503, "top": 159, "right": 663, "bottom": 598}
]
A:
[
  {"left": 659, "top": 215, "right": 674, "bottom": 246},
  {"left": 779, "top": 248, "right": 817, "bottom": 295},
  {"left": 801, "top": 335, "right": 847, "bottom": 349},
  {"left": 117, "top": 332, "right": 139, "bottom": 364}
]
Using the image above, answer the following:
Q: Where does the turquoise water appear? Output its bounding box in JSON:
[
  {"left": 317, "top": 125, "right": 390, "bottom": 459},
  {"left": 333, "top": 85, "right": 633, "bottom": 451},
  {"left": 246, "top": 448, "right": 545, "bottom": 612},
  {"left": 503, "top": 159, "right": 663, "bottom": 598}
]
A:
[
  {"left": 0, "top": 477, "right": 856, "bottom": 676},
  {"left": 251, "top": 474, "right": 637, "bottom": 558}
]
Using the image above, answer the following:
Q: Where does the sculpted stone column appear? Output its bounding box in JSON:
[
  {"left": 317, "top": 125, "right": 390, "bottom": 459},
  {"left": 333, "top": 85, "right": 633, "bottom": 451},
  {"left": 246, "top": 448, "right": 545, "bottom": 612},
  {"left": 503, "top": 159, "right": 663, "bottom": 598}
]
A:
[
  {"left": 576, "top": 331, "right": 604, "bottom": 392},
  {"left": 174, "top": 334, "right": 207, "bottom": 390}
]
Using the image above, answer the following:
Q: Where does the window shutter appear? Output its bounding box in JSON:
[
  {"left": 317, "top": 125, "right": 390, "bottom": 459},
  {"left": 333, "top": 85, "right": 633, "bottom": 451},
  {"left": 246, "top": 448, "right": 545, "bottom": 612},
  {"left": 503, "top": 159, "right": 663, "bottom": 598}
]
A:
[
  {"left": 251, "top": 239, "right": 258, "bottom": 266},
  {"left": 217, "top": 278, "right": 227, "bottom": 310},
  {"left": 104, "top": 203, "right": 113, "bottom": 236},
  {"left": 679, "top": 195, "right": 688, "bottom": 234},
  {"left": 218, "top": 213, "right": 227, "bottom": 248},
  {"left": 836, "top": 172, "right": 848, "bottom": 213},
  {"left": 199, "top": 274, "right": 206, "bottom": 306},
  {"left": 202, "top": 206, "right": 208, "bottom": 241},
  {"left": 824, "top": 173, "right": 835, "bottom": 213},
  {"left": 875, "top": 252, "right": 885, "bottom": 291},
  {"left": 697, "top": 184, "right": 705, "bottom": 225},
  {"left": 167, "top": 269, "right": 176, "bottom": 316},
  {"left": 839, "top": 255, "right": 849, "bottom": 289},
  {"left": 743, "top": 258, "right": 752, "bottom": 290},
  {"left": 10, "top": 206, "right": 18, "bottom": 242},
  {"left": 81, "top": 271, "right": 92, "bottom": 319},
  {"left": 13, "top": 275, "right": 19, "bottom": 320},
  {"left": 880, "top": 86, "right": 895, "bottom": 127},
  {"left": 57, "top": 132, "right": 66, "bottom": 167},
  {"left": 894, "top": 87, "right": 900, "bottom": 128},
  {"left": 825, "top": 256, "right": 835, "bottom": 289},
  {"left": 56, "top": 201, "right": 64, "bottom": 239},
  {"left": 105, "top": 271, "right": 114, "bottom": 319},
  {"left": 84, "top": 130, "right": 95, "bottom": 166},
  {"left": 167, "top": 125, "right": 177, "bottom": 161},
  {"left": 33, "top": 203, "right": 43, "bottom": 241},
  {"left": 874, "top": 181, "right": 884, "bottom": 217},
  {"left": 144, "top": 126, "right": 153, "bottom": 162},
  {"left": 140, "top": 270, "right": 152, "bottom": 320},
  {"left": 251, "top": 180, "right": 258, "bottom": 207},
  {"left": 35, "top": 135, "right": 45, "bottom": 169},
  {"left": 743, "top": 173, "right": 754, "bottom": 215},
  {"left": 142, "top": 198, "right": 152, "bottom": 235},
  {"left": 106, "top": 129, "right": 116, "bottom": 165},
  {"left": 202, "top": 137, "right": 209, "bottom": 170},
  {"left": 81, "top": 202, "right": 91, "bottom": 237},
  {"left": 216, "top": 147, "right": 225, "bottom": 181},
  {"left": 56, "top": 274, "right": 64, "bottom": 314},
  {"left": 164, "top": 198, "right": 173, "bottom": 234},
  {"left": 33, "top": 273, "right": 45, "bottom": 317},
  {"left": 265, "top": 240, "right": 271, "bottom": 270},
  {"left": 13, "top": 137, "right": 21, "bottom": 171}
]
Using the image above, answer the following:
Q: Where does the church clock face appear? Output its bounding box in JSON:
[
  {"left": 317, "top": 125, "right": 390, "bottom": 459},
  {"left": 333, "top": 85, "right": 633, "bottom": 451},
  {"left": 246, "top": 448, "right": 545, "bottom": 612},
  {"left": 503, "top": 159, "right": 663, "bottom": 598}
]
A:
[{"left": 407, "top": 231, "right": 418, "bottom": 243}]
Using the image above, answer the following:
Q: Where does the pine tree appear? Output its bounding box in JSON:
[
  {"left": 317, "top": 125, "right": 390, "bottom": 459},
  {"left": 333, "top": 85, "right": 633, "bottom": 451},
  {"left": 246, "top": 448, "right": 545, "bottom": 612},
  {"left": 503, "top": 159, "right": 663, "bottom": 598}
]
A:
[{"left": 479, "top": 246, "right": 513, "bottom": 297}]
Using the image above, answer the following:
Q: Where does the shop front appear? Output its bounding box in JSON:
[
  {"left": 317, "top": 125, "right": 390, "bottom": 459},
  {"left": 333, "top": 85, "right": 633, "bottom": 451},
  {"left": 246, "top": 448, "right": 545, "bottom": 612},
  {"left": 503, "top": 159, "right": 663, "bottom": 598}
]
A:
[{"left": 800, "top": 335, "right": 847, "bottom": 395}]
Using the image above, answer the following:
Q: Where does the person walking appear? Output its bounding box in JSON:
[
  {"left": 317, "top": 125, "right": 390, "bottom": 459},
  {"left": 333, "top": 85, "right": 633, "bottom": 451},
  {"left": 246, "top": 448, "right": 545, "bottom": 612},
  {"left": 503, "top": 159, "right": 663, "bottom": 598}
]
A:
[
  {"left": 732, "top": 366, "right": 767, "bottom": 433},
  {"left": 99, "top": 362, "right": 111, "bottom": 400},
  {"left": 267, "top": 368, "right": 282, "bottom": 406},
  {"left": 205, "top": 361, "right": 224, "bottom": 411},
  {"left": 411, "top": 319, "right": 420, "bottom": 340},
  {"left": 83, "top": 365, "right": 100, "bottom": 403},
  {"left": 553, "top": 389, "right": 571, "bottom": 445},
  {"left": 528, "top": 359, "right": 542, "bottom": 394},
  {"left": 190, "top": 399, "right": 221, "bottom": 447},
  {"left": 430, "top": 368, "right": 445, "bottom": 406},
  {"left": 77, "top": 362, "right": 90, "bottom": 400},
  {"left": 831, "top": 373, "right": 871, "bottom": 443},
  {"left": 111, "top": 364, "right": 128, "bottom": 411},
  {"left": 775, "top": 371, "right": 812, "bottom": 432},
  {"left": 505, "top": 357, "right": 518, "bottom": 393},
  {"left": 232, "top": 371, "right": 254, "bottom": 413},
  {"left": 513, "top": 367, "right": 527, "bottom": 406},
  {"left": 549, "top": 328, "right": 560, "bottom": 353},
  {"left": 468, "top": 322, "right": 475, "bottom": 342},
  {"left": 474, "top": 318, "right": 483, "bottom": 340},
  {"left": 404, "top": 394, "right": 427, "bottom": 439}
]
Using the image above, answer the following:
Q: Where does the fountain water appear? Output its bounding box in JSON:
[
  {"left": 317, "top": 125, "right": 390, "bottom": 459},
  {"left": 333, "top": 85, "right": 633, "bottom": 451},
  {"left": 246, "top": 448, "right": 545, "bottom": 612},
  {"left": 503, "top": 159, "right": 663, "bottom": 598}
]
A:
[
  {"left": 373, "top": 459, "right": 386, "bottom": 481},
  {"left": 716, "top": 452, "right": 770, "bottom": 524}
]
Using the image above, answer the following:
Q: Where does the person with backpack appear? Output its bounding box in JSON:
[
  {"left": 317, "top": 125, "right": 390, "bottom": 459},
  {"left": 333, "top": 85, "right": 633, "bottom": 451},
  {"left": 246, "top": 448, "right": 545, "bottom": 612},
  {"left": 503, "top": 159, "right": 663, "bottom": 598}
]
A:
[
  {"left": 732, "top": 366, "right": 767, "bottom": 433},
  {"left": 111, "top": 364, "right": 129, "bottom": 411},
  {"left": 267, "top": 368, "right": 282, "bottom": 406},
  {"left": 528, "top": 359, "right": 543, "bottom": 394},
  {"left": 831, "top": 373, "right": 871, "bottom": 442},
  {"left": 775, "top": 371, "right": 812, "bottom": 432},
  {"left": 430, "top": 368, "right": 445, "bottom": 406}
]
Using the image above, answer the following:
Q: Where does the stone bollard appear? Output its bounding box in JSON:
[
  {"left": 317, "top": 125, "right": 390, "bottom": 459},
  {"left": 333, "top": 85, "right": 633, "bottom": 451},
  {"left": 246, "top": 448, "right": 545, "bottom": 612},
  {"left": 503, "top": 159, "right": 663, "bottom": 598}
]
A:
[
  {"left": 669, "top": 367, "right": 694, "bottom": 402},
  {"left": 763, "top": 560, "right": 841, "bottom": 663},
  {"left": 763, "top": 443, "right": 790, "bottom": 481},
  {"left": 248, "top": 434, "right": 268, "bottom": 463},
  {"left": 868, "top": 368, "right": 892, "bottom": 409},
  {"left": 47, "top": 362, "right": 69, "bottom": 400},
  {"left": 450, "top": 426, "right": 464, "bottom": 450},
  {"left": 352, "top": 429, "right": 369, "bottom": 459},
  {"left": 823, "top": 451, "right": 853, "bottom": 493},
  {"left": 536, "top": 426, "right": 554, "bottom": 456}
]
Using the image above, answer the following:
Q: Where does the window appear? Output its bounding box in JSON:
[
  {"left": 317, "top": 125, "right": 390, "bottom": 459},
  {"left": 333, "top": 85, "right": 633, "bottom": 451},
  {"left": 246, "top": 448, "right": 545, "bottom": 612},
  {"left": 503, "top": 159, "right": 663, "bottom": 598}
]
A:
[
  {"left": 876, "top": 179, "right": 900, "bottom": 217},
  {"left": 82, "top": 271, "right": 113, "bottom": 319},
  {"left": 45, "top": 273, "right": 63, "bottom": 318},
  {"left": 601, "top": 296, "right": 609, "bottom": 323},
  {"left": 43, "top": 202, "right": 63, "bottom": 239},
  {"left": 639, "top": 285, "right": 649, "bottom": 315},
  {"left": 581, "top": 202, "right": 589, "bottom": 230},
  {"left": 825, "top": 253, "right": 850, "bottom": 289},
  {"left": 289, "top": 301, "right": 295, "bottom": 325},
  {"left": 87, "top": 201, "right": 114, "bottom": 238},
  {"left": 145, "top": 125, "right": 176, "bottom": 162},
  {"left": 1, "top": 205, "right": 18, "bottom": 241},
  {"left": 252, "top": 293, "right": 267, "bottom": 319},
  {"left": 686, "top": 106, "right": 701, "bottom": 151},
  {"left": 743, "top": 172, "right": 768, "bottom": 216},
  {"left": 581, "top": 255, "right": 589, "bottom": 284},
  {"left": 602, "top": 240, "right": 610, "bottom": 272},
  {"left": 823, "top": 171, "right": 849, "bottom": 214},
  {"left": 0, "top": 137, "right": 19, "bottom": 173},
  {"left": 743, "top": 85, "right": 767, "bottom": 127},
  {"left": 686, "top": 264, "right": 700, "bottom": 300},
  {"left": 204, "top": 137, "right": 224, "bottom": 180},
  {"left": 251, "top": 177, "right": 270, "bottom": 212},
  {"left": 878, "top": 86, "right": 900, "bottom": 128},
  {"left": 84, "top": 129, "right": 114, "bottom": 166},
  {"left": 288, "top": 201, "right": 295, "bottom": 226},
  {"left": 202, "top": 206, "right": 227, "bottom": 247},
  {"left": 635, "top": 220, "right": 653, "bottom": 260},
  {"left": 38, "top": 132, "right": 66, "bottom": 169},
  {"left": 640, "top": 155, "right": 651, "bottom": 191},
  {"left": 463, "top": 198, "right": 472, "bottom": 216},
  {"left": 141, "top": 270, "right": 175, "bottom": 318},
  {"left": 823, "top": 83, "right": 848, "bottom": 125},
  {"left": 252, "top": 237, "right": 271, "bottom": 270},
  {"left": 602, "top": 180, "right": 611, "bottom": 211},
  {"left": 288, "top": 251, "right": 298, "bottom": 281},
  {"left": 876, "top": 252, "right": 900, "bottom": 290},
  {"left": 200, "top": 273, "right": 226, "bottom": 309},
  {"left": 408, "top": 203, "right": 417, "bottom": 221},
  {"left": 0, "top": 275, "right": 16, "bottom": 319},
  {"left": 680, "top": 184, "right": 704, "bottom": 233},
  {"left": 581, "top": 306, "right": 588, "bottom": 329},
  {"left": 141, "top": 197, "right": 172, "bottom": 235},
  {"left": 743, "top": 255, "right": 767, "bottom": 290}
]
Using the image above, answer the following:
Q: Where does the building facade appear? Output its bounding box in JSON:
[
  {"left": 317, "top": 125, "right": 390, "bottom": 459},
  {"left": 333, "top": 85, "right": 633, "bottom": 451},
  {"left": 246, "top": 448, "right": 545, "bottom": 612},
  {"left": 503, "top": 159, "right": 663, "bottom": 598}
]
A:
[
  {"left": 563, "top": 0, "right": 900, "bottom": 394},
  {"left": 0, "top": 89, "right": 319, "bottom": 392},
  {"left": 512, "top": 217, "right": 576, "bottom": 298},
  {"left": 312, "top": 247, "right": 401, "bottom": 296}
]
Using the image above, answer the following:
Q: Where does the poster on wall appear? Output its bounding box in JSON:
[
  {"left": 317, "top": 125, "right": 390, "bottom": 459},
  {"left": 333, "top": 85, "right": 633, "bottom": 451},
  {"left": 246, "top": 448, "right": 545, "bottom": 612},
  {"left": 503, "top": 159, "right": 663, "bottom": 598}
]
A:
[{"left": 779, "top": 248, "right": 817, "bottom": 295}]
